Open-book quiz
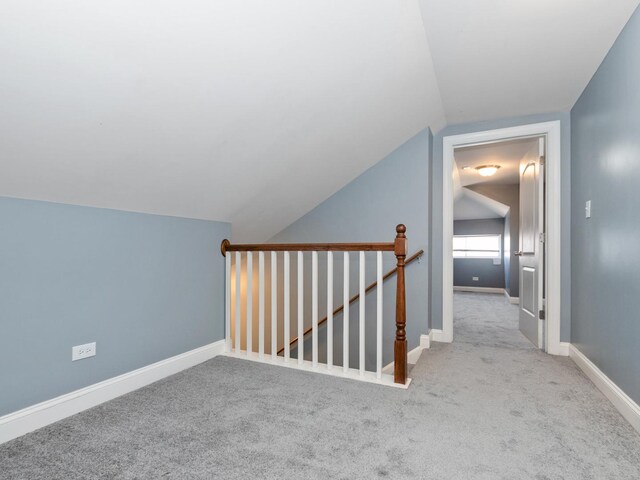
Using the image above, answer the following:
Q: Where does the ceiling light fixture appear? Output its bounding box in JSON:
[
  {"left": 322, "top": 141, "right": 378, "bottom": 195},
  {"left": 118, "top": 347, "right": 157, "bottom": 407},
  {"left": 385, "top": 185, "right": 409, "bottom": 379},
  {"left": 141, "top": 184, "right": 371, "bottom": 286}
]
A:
[{"left": 475, "top": 165, "right": 500, "bottom": 177}]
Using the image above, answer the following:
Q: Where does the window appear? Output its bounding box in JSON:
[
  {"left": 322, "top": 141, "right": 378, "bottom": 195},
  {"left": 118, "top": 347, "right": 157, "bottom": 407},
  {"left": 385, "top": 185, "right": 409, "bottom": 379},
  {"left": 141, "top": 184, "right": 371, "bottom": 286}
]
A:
[{"left": 453, "top": 234, "right": 501, "bottom": 258}]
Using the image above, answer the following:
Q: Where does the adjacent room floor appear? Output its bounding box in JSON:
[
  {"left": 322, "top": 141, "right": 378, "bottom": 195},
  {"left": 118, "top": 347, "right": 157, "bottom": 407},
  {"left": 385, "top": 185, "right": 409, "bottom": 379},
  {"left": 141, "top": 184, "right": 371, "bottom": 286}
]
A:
[{"left": 2, "top": 292, "right": 639, "bottom": 479}]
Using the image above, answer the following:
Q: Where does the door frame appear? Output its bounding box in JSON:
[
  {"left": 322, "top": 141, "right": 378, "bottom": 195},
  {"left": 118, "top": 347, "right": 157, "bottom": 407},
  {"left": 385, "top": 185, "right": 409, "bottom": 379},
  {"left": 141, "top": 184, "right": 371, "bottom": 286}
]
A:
[{"left": 441, "top": 121, "right": 564, "bottom": 355}]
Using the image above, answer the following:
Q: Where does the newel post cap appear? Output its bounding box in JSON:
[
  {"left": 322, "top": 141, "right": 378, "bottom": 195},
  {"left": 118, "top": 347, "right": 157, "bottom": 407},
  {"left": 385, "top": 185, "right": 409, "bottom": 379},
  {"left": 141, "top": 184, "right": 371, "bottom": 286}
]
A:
[
  {"left": 220, "top": 239, "right": 230, "bottom": 257},
  {"left": 394, "top": 224, "right": 407, "bottom": 256}
]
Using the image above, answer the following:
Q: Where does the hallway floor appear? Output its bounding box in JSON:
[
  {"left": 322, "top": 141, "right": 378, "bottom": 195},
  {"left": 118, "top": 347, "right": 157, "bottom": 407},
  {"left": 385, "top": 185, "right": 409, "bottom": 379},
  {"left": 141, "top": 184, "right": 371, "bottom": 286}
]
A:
[{"left": 2, "top": 292, "right": 639, "bottom": 479}]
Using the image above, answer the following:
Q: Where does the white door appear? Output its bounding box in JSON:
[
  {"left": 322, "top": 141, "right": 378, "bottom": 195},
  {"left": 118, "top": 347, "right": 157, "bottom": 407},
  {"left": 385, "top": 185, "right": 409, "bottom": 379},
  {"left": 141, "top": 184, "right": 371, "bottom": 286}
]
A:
[{"left": 518, "top": 137, "right": 545, "bottom": 348}]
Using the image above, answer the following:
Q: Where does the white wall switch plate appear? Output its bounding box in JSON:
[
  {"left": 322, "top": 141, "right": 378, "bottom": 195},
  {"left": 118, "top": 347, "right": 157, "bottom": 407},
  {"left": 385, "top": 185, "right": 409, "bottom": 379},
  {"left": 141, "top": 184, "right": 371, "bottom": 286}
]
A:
[
  {"left": 72, "top": 342, "right": 96, "bottom": 361},
  {"left": 585, "top": 200, "right": 591, "bottom": 218}
]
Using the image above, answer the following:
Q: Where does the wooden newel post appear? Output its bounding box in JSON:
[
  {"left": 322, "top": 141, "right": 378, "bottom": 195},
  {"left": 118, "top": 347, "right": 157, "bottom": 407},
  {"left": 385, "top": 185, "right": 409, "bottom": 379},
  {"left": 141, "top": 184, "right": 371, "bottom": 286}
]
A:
[{"left": 394, "top": 224, "right": 408, "bottom": 385}]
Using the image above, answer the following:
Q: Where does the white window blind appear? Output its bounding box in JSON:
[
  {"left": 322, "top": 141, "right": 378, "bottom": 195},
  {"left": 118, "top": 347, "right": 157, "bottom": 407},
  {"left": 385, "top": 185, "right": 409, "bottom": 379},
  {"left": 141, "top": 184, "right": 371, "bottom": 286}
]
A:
[{"left": 453, "top": 235, "right": 501, "bottom": 258}]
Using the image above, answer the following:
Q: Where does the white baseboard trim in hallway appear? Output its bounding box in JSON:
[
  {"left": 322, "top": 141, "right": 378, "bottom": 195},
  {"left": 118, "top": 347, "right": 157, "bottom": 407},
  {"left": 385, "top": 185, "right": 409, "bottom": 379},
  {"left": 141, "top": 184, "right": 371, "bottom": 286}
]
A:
[
  {"left": 429, "top": 328, "right": 448, "bottom": 343},
  {"left": 382, "top": 334, "right": 430, "bottom": 374},
  {"left": 453, "top": 286, "right": 519, "bottom": 304},
  {"left": 453, "top": 286, "right": 505, "bottom": 294},
  {"left": 569, "top": 344, "right": 640, "bottom": 434},
  {"left": 0, "top": 340, "right": 226, "bottom": 445},
  {"left": 503, "top": 290, "right": 520, "bottom": 304},
  {"left": 557, "top": 342, "right": 570, "bottom": 357},
  {"left": 418, "top": 333, "right": 430, "bottom": 351}
]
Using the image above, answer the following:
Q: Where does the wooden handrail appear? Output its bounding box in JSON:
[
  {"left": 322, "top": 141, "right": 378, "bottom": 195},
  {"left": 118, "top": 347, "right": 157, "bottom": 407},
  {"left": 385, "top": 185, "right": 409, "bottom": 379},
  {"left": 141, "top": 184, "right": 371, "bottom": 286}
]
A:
[
  {"left": 276, "top": 248, "right": 424, "bottom": 355},
  {"left": 221, "top": 239, "right": 394, "bottom": 256}
]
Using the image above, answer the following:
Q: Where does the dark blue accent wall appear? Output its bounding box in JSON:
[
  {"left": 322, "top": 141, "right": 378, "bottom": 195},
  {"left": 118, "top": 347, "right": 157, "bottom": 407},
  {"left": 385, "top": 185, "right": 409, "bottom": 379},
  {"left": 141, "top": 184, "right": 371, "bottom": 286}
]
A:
[
  {"left": 453, "top": 219, "right": 505, "bottom": 289},
  {"left": 466, "top": 184, "right": 520, "bottom": 297}
]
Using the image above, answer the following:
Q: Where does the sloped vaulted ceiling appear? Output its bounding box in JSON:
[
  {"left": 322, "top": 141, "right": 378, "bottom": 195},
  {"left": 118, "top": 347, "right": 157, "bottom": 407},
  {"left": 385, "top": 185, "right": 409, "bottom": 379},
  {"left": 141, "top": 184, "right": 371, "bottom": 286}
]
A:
[
  {"left": 418, "top": 0, "right": 640, "bottom": 123},
  {"left": 0, "top": 0, "right": 445, "bottom": 241},
  {"left": 1, "top": 1, "right": 638, "bottom": 240}
]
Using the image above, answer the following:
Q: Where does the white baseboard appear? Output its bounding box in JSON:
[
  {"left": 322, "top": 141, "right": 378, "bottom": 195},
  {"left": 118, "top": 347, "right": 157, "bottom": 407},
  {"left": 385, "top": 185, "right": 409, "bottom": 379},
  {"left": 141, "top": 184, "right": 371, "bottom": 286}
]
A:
[
  {"left": 0, "top": 340, "right": 226, "bottom": 445},
  {"left": 503, "top": 290, "right": 520, "bottom": 304},
  {"left": 419, "top": 333, "right": 430, "bottom": 350},
  {"left": 429, "top": 328, "right": 448, "bottom": 343},
  {"left": 569, "top": 344, "right": 640, "bottom": 434},
  {"left": 557, "top": 341, "right": 570, "bottom": 357},
  {"left": 382, "top": 334, "right": 430, "bottom": 374},
  {"left": 454, "top": 286, "right": 505, "bottom": 294}
]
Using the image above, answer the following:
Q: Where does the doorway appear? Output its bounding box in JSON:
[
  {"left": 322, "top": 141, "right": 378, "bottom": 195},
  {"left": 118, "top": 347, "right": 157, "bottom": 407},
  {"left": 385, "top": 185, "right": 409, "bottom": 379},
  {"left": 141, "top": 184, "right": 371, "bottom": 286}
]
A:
[{"left": 440, "top": 121, "right": 563, "bottom": 355}]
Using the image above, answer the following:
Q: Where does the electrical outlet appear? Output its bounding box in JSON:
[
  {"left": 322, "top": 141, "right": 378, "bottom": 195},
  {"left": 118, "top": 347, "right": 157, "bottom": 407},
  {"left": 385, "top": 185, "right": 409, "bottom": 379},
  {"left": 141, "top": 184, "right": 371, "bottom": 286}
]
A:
[
  {"left": 585, "top": 200, "right": 591, "bottom": 218},
  {"left": 472, "top": 276, "right": 479, "bottom": 281},
  {"left": 72, "top": 342, "right": 96, "bottom": 361}
]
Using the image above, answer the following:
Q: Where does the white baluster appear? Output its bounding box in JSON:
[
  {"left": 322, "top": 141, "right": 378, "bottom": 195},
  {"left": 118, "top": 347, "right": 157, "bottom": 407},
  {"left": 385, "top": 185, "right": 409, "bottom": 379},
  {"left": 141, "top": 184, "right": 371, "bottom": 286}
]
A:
[
  {"left": 343, "top": 252, "right": 349, "bottom": 373},
  {"left": 327, "top": 251, "right": 333, "bottom": 370},
  {"left": 359, "top": 251, "right": 365, "bottom": 376},
  {"left": 284, "top": 251, "right": 290, "bottom": 362},
  {"left": 225, "top": 252, "right": 231, "bottom": 352},
  {"left": 376, "top": 251, "right": 383, "bottom": 379},
  {"left": 246, "top": 252, "right": 252, "bottom": 355},
  {"left": 235, "top": 252, "right": 241, "bottom": 353},
  {"left": 312, "top": 251, "right": 318, "bottom": 367},
  {"left": 271, "top": 251, "right": 277, "bottom": 359},
  {"left": 259, "top": 252, "right": 265, "bottom": 360},
  {"left": 297, "top": 252, "right": 304, "bottom": 365}
]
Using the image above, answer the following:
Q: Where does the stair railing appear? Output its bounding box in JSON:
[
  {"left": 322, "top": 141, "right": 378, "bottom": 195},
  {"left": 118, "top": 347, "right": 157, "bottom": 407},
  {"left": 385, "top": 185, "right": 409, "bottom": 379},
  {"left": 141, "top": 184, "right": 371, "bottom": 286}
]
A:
[
  {"left": 220, "top": 224, "right": 411, "bottom": 386},
  {"left": 277, "top": 249, "right": 423, "bottom": 359}
]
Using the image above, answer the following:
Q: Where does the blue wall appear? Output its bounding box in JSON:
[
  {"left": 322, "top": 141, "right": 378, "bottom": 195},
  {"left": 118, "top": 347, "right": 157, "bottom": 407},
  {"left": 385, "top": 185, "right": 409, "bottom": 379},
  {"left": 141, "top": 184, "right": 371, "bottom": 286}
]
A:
[
  {"left": 571, "top": 6, "right": 640, "bottom": 403},
  {"left": 430, "top": 112, "right": 571, "bottom": 341},
  {"left": 270, "top": 129, "right": 431, "bottom": 366},
  {"left": 0, "top": 197, "right": 230, "bottom": 416}
]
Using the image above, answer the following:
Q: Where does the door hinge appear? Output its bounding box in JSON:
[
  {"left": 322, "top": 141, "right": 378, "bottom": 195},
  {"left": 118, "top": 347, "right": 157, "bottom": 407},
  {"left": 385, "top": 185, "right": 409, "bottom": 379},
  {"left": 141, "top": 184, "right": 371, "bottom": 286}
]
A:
[
  {"left": 539, "top": 309, "right": 546, "bottom": 320},
  {"left": 539, "top": 232, "right": 546, "bottom": 243}
]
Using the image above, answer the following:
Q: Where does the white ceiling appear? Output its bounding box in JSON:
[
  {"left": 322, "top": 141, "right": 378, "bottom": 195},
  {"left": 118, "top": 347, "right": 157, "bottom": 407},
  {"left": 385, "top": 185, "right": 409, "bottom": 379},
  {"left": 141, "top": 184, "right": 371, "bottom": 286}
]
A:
[
  {"left": 0, "top": 0, "right": 445, "bottom": 241},
  {"left": 1, "top": 1, "right": 638, "bottom": 240},
  {"left": 455, "top": 137, "right": 540, "bottom": 187},
  {"left": 418, "top": 0, "right": 640, "bottom": 124}
]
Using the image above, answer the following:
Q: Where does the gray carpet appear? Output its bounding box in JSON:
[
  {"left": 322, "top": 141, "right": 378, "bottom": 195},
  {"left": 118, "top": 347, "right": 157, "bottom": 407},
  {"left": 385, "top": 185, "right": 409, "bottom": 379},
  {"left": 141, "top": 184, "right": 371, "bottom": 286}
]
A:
[{"left": 1, "top": 292, "right": 639, "bottom": 479}]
